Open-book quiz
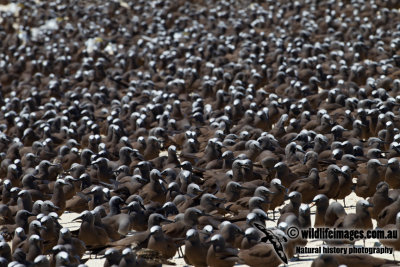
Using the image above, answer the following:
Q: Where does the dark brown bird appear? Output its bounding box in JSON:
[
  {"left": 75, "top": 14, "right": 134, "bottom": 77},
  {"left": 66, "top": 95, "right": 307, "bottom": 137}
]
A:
[
  {"left": 289, "top": 168, "right": 320, "bottom": 203},
  {"left": 108, "top": 213, "right": 172, "bottom": 249},
  {"left": 50, "top": 179, "right": 69, "bottom": 216},
  {"left": 324, "top": 201, "right": 347, "bottom": 227},
  {"left": 335, "top": 200, "right": 373, "bottom": 230},
  {"left": 73, "top": 210, "right": 110, "bottom": 248},
  {"left": 162, "top": 207, "right": 204, "bottom": 239},
  {"left": 280, "top": 191, "right": 302, "bottom": 217},
  {"left": 379, "top": 212, "right": 400, "bottom": 252},
  {"left": 274, "top": 162, "right": 299, "bottom": 188},
  {"left": 184, "top": 229, "right": 209, "bottom": 267},
  {"left": 318, "top": 165, "right": 343, "bottom": 199},
  {"left": 311, "top": 194, "right": 329, "bottom": 227},
  {"left": 207, "top": 234, "right": 239, "bottom": 267},
  {"left": 377, "top": 195, "right": 400, "bottom": 228},
  {"left": 148, "top": 225, "right": 183, "bottom": 259},
  {"left": 368, "top": 181, "right": 394, "bottom": 220},
  {"left": 334, "top": 165, "right": 354, "bottom": 206},
  {"left": 385, "top": 157, "right": 400, "bottom": 189},
  {"left": 239, "top": 243, "right": 286, "bottom": 267},
  {"left": 57, "top": 227, "right": 86, "bottom": 259},
  {"left": 139, "top": 169, "right": 167, "bottom": 204},
  {"left": 355, "top": 159, "right": 386, "bottom": 198},
  {"left": 268, "top": 179, "right": 286, "bottom": 220}
]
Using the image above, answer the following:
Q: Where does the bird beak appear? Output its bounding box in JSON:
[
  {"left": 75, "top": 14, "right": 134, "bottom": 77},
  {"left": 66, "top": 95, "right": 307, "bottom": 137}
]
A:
[
  {"left": 72, "top": 215, "right": 82, "bottom": 222},
  {"left": 139, "top": 202, "right": 146, "bottom": 210},
  {"left": 162, "top": 218, "right": 174, "bottom": 224},
  {"left": 297, "top": 147, "right": 305, "bottom": 153},
  {"left": 196, "top": 188, "right": 204, "bottom": 193},
  {"left": 310, "top": 202, "right": 316, "bottom": 208}
]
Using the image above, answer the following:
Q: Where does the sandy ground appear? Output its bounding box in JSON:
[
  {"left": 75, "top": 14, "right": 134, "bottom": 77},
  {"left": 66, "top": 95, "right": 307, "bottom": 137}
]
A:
[{"left": 58, "top": 191, "right": 400, "bottom": 267}]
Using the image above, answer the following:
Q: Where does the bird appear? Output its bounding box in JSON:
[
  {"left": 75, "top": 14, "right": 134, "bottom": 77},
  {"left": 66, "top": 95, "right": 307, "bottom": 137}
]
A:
[
  {"left": 324, "top": 201, "right": 347, "bottom": 228},
  {"left": 335, "top": 200, "right": 373, "bottom": 230},
  {"left": 280, "top": 191, "right": 302, "bottom": 217},
  {"left": 206, "top": 234, "right": 239, "bottom": 267},
  {"left": 379, "top": 212, "right": 400, "bottom": 253},
  {"left": 355, "top": 159, "right": 386, "bottom": 198},
  {"left": 367, "top": 181, "right": 394, "bottom": 220},
  {"left": 147, "top": 225, "right": 183, "bottom": 259},
  {"left": 162, "top": 207, "right": 205, "bottom": 239},
  {"left": 318, "top": 165, "right": 343, "bottom": 199},
  {"left": 73, "top": 210, "right": 110, "bottom": 248},
  {"left": 377, "top": 195, "right": 400, "bottom": 228},
  {"left": 184, "top": 229, "right": 209, "bottom": 267},
  {"left": 289, "top": 168, "right": 320, "bottom": 203},
  {"left": 385, "top": 157, "right": 400, "bottom": 189},
  {"left": 312, "top": 194, "right": 329, "bottom": 227},
  {"left": 57, "top": 227, "right": 86, "bottom": 259}
]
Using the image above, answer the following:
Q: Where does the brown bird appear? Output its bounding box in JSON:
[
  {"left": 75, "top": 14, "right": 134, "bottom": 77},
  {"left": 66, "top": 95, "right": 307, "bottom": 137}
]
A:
[
  {"left": 368, "top": 181, "right": 394, "bottom": 220},
  {"left": 379, "top": 212, "right": 400, "bottom": 252},
  {"left": 108, "top": 213, "right": 172, "bottom": 249},
  {"left": 163, "top": 207, "right": 205, "bottom": 239},
  {"left": 207, "top": 234, "right": 239, "bottom": 267},
  {"left": 73, "top": 210, "right": 110, "bottom": 248},
  {"left": 50, "top": 179, "right": 69, "bottom": 216},
  {"left": 289, "top": 168, "right": 320, "bottom": 203},
  {"left": 184, "top": 229, "right": 209, "bottom": 267},
  {"left": 239, "top": 242, "right": 286, "bottom": 267},
  {"left": 311, "top": 194, "right": 329, "bottom": 227},
  {"left": 377, "top": 195, "right": 400, "bottom": 228},
  {"left": 148, "top": 225, "right": 183, "bottom": 259},
  {"left": 268, "top": 179, "right": 286, "bottom": 220},
  {"left": 139, "top": 169, "right": 167, "bottom": 204},
  {"left": 318, "top": 165, "right": 343, "bottom": 199},
  {"left": 57, "top": 227, "right": 86, "bottom": 259},
  {"left": 385, "top": 158, "right": 400, "bottom": 189},
  {"left": 274, "top": 162, "right": 298, "bottom": 188},
  {"left": 323, "top": 201, "right": 346, "bottom": 228},
  {"left": 334, "top": 165, "right": 354, "bottom": 206},
  {"left": 335, "top": 200, "right": 373, "bottom": 230},
  {"left": 280, "top": 191, "right": 302, "bottom": 217},
  {"left": 355, "top": 159, "right": 386, "bottom": 198}
]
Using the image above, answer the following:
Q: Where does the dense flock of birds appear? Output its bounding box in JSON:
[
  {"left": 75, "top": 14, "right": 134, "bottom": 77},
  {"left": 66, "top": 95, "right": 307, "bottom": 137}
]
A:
[{"left": 0, "top": 0, "right": 400, "bottom": 266}]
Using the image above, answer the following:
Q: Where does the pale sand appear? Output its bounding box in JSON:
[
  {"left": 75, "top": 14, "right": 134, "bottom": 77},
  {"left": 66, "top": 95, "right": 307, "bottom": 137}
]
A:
[{"left": 58, "top": 191, "right": 399, "bottom": 267}]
